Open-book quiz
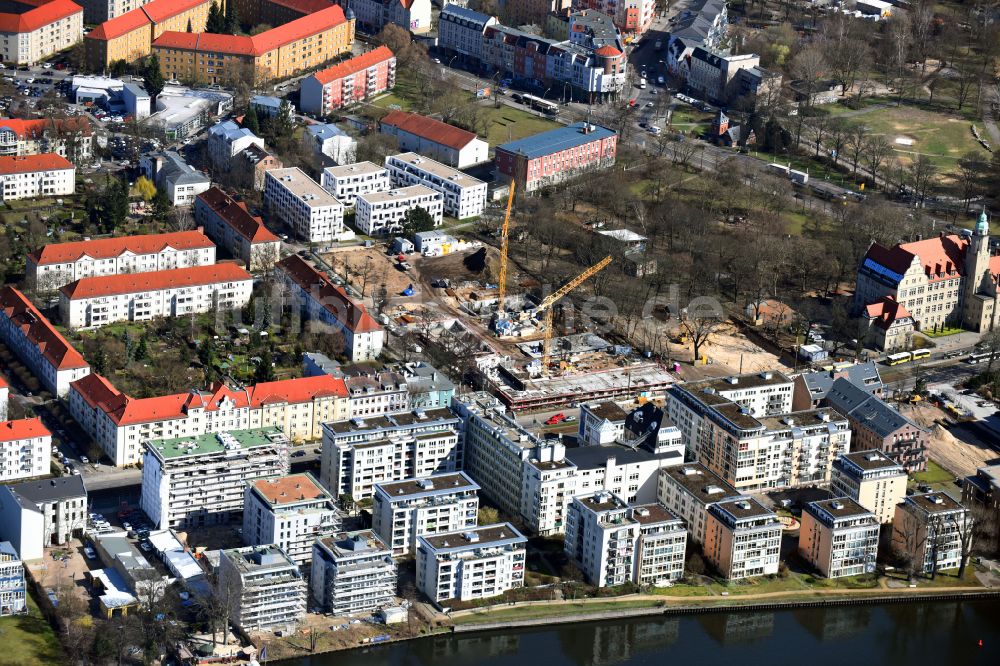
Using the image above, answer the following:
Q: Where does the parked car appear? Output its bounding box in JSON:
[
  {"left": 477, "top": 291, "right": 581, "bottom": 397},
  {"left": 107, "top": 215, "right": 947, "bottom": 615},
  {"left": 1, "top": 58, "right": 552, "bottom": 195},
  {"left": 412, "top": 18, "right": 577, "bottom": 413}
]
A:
[
  {"left": 83, "top": 546, "right": 96, "bottom": 560},
  {"left": 545, "top": 413, "right": 566, "bottom": 425}
]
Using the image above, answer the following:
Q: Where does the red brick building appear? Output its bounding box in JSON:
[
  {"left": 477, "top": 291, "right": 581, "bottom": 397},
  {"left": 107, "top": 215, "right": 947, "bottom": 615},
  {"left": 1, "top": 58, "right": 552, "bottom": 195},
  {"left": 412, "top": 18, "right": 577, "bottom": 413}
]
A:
[
  {"left": 494, "top": 122, "right": 617, "bottom": 192},
  {"left": 299, "top": 46, "right": 396, "bottom": 116}
]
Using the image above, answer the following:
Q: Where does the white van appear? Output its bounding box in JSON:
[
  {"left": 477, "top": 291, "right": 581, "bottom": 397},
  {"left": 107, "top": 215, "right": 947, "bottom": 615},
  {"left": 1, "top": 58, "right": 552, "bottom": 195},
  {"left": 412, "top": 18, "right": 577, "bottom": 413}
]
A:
[
  {"left": 648, "top": 126, "right": 662, "bottom": 135},
  {"left": 639, "top": 77, "right": 647, "bottom": 89}
]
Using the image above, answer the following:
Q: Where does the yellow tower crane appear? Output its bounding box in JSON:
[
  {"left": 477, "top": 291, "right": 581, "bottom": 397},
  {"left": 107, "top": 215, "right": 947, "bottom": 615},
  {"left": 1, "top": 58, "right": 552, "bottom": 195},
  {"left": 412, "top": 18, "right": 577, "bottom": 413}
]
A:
[
  {"left": 496, "top": 180, "right": 516, "bottom": 316},
  {"left": 536, "top": 255, "right": 612, "bottom": 375}
]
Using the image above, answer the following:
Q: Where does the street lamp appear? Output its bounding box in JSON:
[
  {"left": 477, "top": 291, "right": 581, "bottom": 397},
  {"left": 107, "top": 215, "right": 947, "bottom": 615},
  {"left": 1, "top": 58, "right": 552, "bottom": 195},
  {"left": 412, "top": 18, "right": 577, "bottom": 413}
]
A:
[{"left": 448, "top": 55, "right": 459, "bottom": 70}]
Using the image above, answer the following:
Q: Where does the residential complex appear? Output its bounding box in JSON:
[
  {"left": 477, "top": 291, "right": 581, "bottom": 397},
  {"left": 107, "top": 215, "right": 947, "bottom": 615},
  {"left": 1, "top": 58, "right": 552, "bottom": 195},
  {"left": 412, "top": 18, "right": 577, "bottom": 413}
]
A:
[
  {"left": 564, "top": 492, "right": 685, "bottom": 587},
  {"left": 704, "top": 497, "right": 781, "bottom": 580},
  {"left": 0, "top": 542, "right": 25, "bottom": 616},
  {"left": 207, "top": 120, "right": 264, "bottom": 171},
  {"left": 0, "top": 419, "right": 50, "bottom": 483},
  {"left": 348, "top": 0, "right": 431, "bottom": 35},
  {"left": 892, "top": 492, "right": 971, "bottom": 575},
  {"left": 77, "top": 0, "right": 147, "bottom": 23},
  {"left": 416, "top": 523, "right": 526, "bottom": 603},
  {"left": 372, "top": 472, "right": 480, "bottom": 556},
  {"left": 686, "top": 47, "right": 778, "bottom": 109},
  {"left": 299, "top": 45, "right": 396, "bottom": 116},
  {"left": 0, "top": 153, "right": 75, "bottom": 201},
  {"left": 59, "top": 263, "right": 254, "bottom": 329},
  {"left": 307, "top": 122, "right": 356, "bottom": 164},
  {"left": 385, "top": 152, "right": 487, "bottom": 219},
  {"left": 799, "top": 498, "right": 878, "bottom": 579},
  {"left": 665, "top": 0, "right": 728, "bottom": 75},
  {"left": 579, "top": 0, "right": 655, "bottom": 35},
  {"left": 0, "top": 117, "right": 93, "bottom": 161},
  {"left": 234, "top": 143, "right": 283, "bottom": 191},
  {"left": 436, "top": 5, "right": 497, "bottom": 67},
  {"left": 305, "top": 360, "right": 455, "bottom": 415},
  {"left": 27, "top": 230, "right": 216, "bottom": 293},
  {"left": 0, "top": 287, "right": 90, "bottom": 397},
  {"left": 276, "top": 255, "right": 384, "bottom": 362},
  {"left": 379, "top": 111, "right": 488, "bottom": 169},
  {"left": 218, "top": 545, "right": 306, "bottom": 633},
  {"left": 264, "top": 168, "right": 346, "bottom": 244},
  {"left": 84, "top": 0, "right": 212, "bottom": 69},
  {"left": 0, "top": 475, "right": 87, "bottom": 562},
  {"left": 831, "top": 450, "right": 908, "bottom": 524},
  {"left": 320, "top": 161, "right": 390, "bottom": 208},
  {"left": 355, "top": 185, "right": 443, "bottom": 235},
  {"left": 320, "top": 407, "right": 463, "bottom": 501},
  {"left": 311, "top": 530, "right": 397, "bottom": 615},
  {"left": 791, "top": 361, "right": 884, "bottom": 411},
  {"left": 194, "top": 188, "right": 282, "bottom": 272},
  {"left": 139, "top": 151, "right": 210, "bottom": 205},
  {"left": 139, "top": 427, "right": 290, "bottom": 529},
  {"left": 0, "top": 0, "right": 82, "bottom": 66},
  {"left": 656, "top": 463, "right": 743, "bottom": 545},
  {"left": 495, "top": 123, "right": 617, "bottom": 193},
  {"left": 242, "top": 473, "right": 340, "bottom": 567}
]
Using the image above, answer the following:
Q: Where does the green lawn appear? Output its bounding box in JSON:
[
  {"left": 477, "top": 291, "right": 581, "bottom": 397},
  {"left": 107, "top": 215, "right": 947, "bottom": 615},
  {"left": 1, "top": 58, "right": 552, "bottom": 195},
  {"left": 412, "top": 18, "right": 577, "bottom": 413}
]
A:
[
  {"left": 923, "top": 325, "right": 965, "bottom": 338},
  {"left": 911, "top": 460, "right": 956, "bottom": 486},
  {"left": 483, "top": 106, "right": 561, "bottom": 146},
  {"left": 0, "top": 595, "right": 64, "bottom": 665}
]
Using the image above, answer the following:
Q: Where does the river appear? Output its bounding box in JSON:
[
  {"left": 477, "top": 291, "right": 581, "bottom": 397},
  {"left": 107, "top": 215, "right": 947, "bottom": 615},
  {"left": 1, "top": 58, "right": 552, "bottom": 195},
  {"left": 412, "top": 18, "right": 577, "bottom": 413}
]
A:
[{"left": 277, "top": 600, "right": 1000, "bottom": 666}]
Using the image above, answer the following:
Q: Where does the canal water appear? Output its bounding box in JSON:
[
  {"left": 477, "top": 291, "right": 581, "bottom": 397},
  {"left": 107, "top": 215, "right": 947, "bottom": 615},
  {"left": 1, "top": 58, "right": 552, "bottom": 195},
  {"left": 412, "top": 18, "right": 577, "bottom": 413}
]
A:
[{"left": 277, "top": 600, "right": 1000, "bottom": 666}]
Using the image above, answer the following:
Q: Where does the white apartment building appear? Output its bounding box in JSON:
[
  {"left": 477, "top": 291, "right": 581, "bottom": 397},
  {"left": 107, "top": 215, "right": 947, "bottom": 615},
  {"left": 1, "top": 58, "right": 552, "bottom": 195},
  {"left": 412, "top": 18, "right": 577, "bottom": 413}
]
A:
[
  {"left": 831, "top": 450, "right": 908, "bottom": 524},
  {"left": 379, "top": 111, "right": 487, "bottom": 168},
  {"left": 0, "top": 0, "right": 82, "bottom": 66},
  {"left": 193, "top": 188, "right": 281, "bottom": 272},
  {"left": 0, "top": 117, "right": 94, "bottom": 161},
  {"left": 342, "top": 369, "right": 407, "bottom": 417},
  {"left": 207, "top": 120, "right": 264, "bottom": 171},
  {"left": 218, "top": 545, "right": 306, "bottom": 633},
  {"left": 0, "top": 542, "right": 25, "bottom": 616},
  {"left": 438, "top": 4, "right": 497, "bottom": 64},
  {"left": 564, "top": 492, "right": 685, "bottom": 588},
  {"left": 0, "top": 153, "right": 75, "bottom": 201},
  {"left": 320, "top": 407, "right": 464, "bottom": 501},
  {"left": 321, "top": 162, "right": 390, "bottom": 208},
  {"left": 264, "top": 168, "right": 346, "bottom": 244},
  {"left": 704, "top": 497, "right": 781, "bottom": 580},
  {"left": 311, "top": 530, "right": 397, "bottom": 615},
  {"left": 372, "top": 472, "right": 480, "bottom": 556},
  {"left": 656, "top": 463, "right": 743, "bottom": 545},
  {"left": 27, "top": 230, "right": 216, "bottom": 293},
  {"left": 385, "top": 153, "right": 487, "bottom": 219},
  {"left": 0, "top": 287, "right": 90, "bottom": 397},
  {"left": 0, "top": 419, "right": 49, "bottom": 483},
  {"left": 355, "top": 185, "right": 443, "bottom": 236},
  {"left": 276, "top": 255, "right": 385, "bottom": 362},
  {"left": 242, "top": 473, "right": 340, "bottom": 567},
  {"left": 68, "top": 373, "right": 349, "bottom": 467},
  {"left": 59, "top": 263, "right": 254, "bottom": 329},
  {"left": 892, "top": 492, "right": 971, "bottom": 575},
  {"left": 800, "top": 498, "right": 879, "bottom": 579},
  {"left": 416, "top": 523, "right": 526, "bottom": 603},
  {"left": 0, "top": 475, "right": 87, "bottom": 562},
  {"left": 139, "top": 428, "right": 290, "bottom": 530}
]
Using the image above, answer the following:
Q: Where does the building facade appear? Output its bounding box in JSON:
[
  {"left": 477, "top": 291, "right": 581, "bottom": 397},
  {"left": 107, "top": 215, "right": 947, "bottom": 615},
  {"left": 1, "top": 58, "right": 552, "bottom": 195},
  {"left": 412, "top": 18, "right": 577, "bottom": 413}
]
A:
[
  {"left": 85, "top": 0, "right": 212, "bottom": 69},
  {"left": 348, "top": 0, "right": 432, "bottom": 34},
  {"left": 264, "top": 168, "right": 346, "bottom": 244},
  {"left": 242, "top": 473, "right": 340, "bottom": 567},
  {"left": 372, "top": 472, "right": 480, "bottom": 556},
  {"left": 0, "top": 153, "right": 75, "bottom": 201},
  {"left": 437, "top": 5, "right": 497, "bottom": 66},
  {"left": 311, "top": 530, "right": 396, "bottom": 615},
  {"left": 355, "top": 185, "right": 443, "bottom": 236},
  {"left": 892, "top": 492, "right": 971, "bottom": 575},
  {"left": 799, "top": 498, "right": 878, "bottom": 578},
  {"left": 416, "top": 523, "right": 526, "bottom": 603},
  {"left": 207, "top": 120, "right": 264, "bottom": 171},
  {"left": 320, "top": 162, "right": 390, "bottom": 208},
  {"left": 193, "top": 188, "right": 281, "bottom": 272},
  {"left": 0, "top": 0, "right": 82, "bottom": 66},
  {"left": 0, "top": 476, "right": 87, "bottom": 562},
  {"left": 299, "top": 45, "right": 396, "bottom": 116},
  {"left": 139, "top": 150, "right": 210, "bottom": 205},
  {"left": 830, "top": 450, "right": 908, "bottom": 524},
  {"left": 218, "top": 545, "right": 306, "bottom": 633},
  {"left": 495, "top": 123, "right": 617, "bottom": 193},
  {"left": 0, "top": 542, "right": 25, "bottom": 616},
  {"left": 0, "top": 117, "right": 93, "bottom": 162},
  {"left": 379, "top": 111, "right": 488, "bottom": 169},
  {"left": 384, "top": 152, "right": 487, "bottom": 219},
  {"left": 656, "top": 462, "right": 743, "bottom": 545},
  {"left": 0, "top": 419, "right": 49, "bottom": 483},
  {"left": 703, "top": 498, "right": 781, "bottom": 580}
]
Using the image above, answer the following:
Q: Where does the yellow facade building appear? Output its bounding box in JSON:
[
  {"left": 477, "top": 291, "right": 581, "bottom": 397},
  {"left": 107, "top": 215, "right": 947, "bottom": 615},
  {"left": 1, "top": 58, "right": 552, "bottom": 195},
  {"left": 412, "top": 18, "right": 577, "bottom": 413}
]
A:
[{"left": 84, "top": 0, "right": 211, "bottom": 70}]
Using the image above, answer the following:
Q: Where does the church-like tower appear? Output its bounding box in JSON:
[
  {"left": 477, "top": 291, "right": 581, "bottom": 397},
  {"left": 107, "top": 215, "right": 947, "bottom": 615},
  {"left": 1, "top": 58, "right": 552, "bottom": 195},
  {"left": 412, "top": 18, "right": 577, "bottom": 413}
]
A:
[{"left": 963, "top": 208, "right": 998, "bottom": 331}]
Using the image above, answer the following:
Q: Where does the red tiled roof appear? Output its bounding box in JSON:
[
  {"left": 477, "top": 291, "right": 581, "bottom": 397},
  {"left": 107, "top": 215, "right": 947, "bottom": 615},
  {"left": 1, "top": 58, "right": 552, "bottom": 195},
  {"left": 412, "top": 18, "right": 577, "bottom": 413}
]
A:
[
  {"left": 900, "top": 234, "right": 970, "bottom": 283},
  {"left": 196, "top": 187, "right": 279, "bottom": 243},
  {"left": 60, "top": 263, "right": 251, "bottom": 300},
  {"left": 86, "top": 7, "right": 150, "bottom": 40},
  {"left": 313, "top": 46, "right": 395, "bottom": 85},
  {"left": 0, "top": 153, "right": 72, "bottom": 175},
  {"left": 0, "top": 0, "right": 81, "bottom": 34},
  {"left": 276, "top": 255, "right": 382, "bottom": 334},
  {"left": 252, "top": 473, "right": 329, "bottom": 505},
  {"left": 0, "top": 418, "right": 49, "bottom": 442},
  {"left": 250, "top": 374, "right": 348, "bottom": 406},
  {"left": 29, "top": 230, "right": 214, "bottom": 267},
  {"left": 865, "top": 296, "right": 912, "bottom": 331},
  {"left": 0, "top": 287, "right": 89, "bottom": 370},
  {"left": 150, "top": 30, "right": 199, "bottom": 49},
  {"left": 0, "top": 116, "right": 93, "bottom": 140},
  {"left": 268, "top": 0, "right": 333, "bottom": 15},
  {"left": 70, "top": 373, "right": 121, "bottom": 410},
  {"left": 594, "top": 45, "right": 622, "bottom": 56},
  {"left": 140, "top": 0, "right": 207, "bottom": 24},
  {"left": 380, "top": 110, "right": 478, "bottom": 151}
]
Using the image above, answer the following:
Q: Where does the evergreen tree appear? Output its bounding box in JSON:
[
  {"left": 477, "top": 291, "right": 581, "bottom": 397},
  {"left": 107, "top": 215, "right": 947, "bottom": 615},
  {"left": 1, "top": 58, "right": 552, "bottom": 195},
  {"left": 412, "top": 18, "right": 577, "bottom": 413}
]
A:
[
  {"left": 143, "top": 54, "right": 165, "bottom": 98},
  {"left": 224, "top": 0, "right": 239, "bottom": 33},
  {"left": 242, "top": 104, "right": 260, "bottom": 134},
  {"left": 274, "top": 99, "right": 294, "bottom": 138},
  {"left": 206, "top": 1, "right": 225, "bottom": 33},
  {"left": 254, "top": 347, "right": 276, "bottom": 383},
  {"left": 186, "top": 18, "right": 193, "bottom": 32},
  {"left": 135, "top": 335, "right": 149, "bottom": 361},
  {"left": 402, "top": 206, "right": 436, "bottom": 235},
  {"left": 104, "top": 176, "right": 129, "bottom": 233},
  {"left": 152, "top": 188, "right": 171, "bottom": 223}
]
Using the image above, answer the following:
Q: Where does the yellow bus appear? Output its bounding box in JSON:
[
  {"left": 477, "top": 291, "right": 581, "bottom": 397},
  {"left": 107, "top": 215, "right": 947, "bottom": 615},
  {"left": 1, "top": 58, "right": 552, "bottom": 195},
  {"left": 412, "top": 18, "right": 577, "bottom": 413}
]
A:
[
  {"left": 911, "top": 349, "right": 931, "bottom": 361},
  {"left": 885, "top": 352, "right": 913, "bottom": 366}
]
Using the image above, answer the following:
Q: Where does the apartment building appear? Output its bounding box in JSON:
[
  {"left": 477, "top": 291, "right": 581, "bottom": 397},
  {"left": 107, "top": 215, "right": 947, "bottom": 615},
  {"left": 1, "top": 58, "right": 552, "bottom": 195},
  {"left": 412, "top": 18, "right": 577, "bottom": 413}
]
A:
[
  {"left": 791, "top": 361, "right": 884, "bottom": 411},
  {"left": 85, "top": 0, "right": 212, "bottom": 69},
  {"left": 243, "top": 473, "right": 340, "bottom": 567},
  {"left": 299, "top": 45, "right": 396, "bottom": 116},
  {"left": 207, "top": 120, "right": 264, "bottom": 171},
  {"left": 276, "top": 255, "right": 384, "bottom": 362},
  {"left": 564, "top": 492, "right": 685, "bottom": 587},
  {"left": 0, "top": 153, "right": 74, "bottom": 201},
  {"left": 686, "top": 47, "right": 773, "bottom": 107},
  {"left": 384, "top": 152, "right": 487, "bottom": 219},
  {"left": 140, "top": 427, "right": 290, "bottom": 529},
  {"left": 218, "top": 545, "right": 306, "bottom": 633},
  {"left": 799, "top": 498, "right": 878, "bottom": 579},
  {"left": 578, "top": 400, "right": 684, "bottom": 454},
  {"left": 372, "top": 472, "right": 479, "bottom": 556},
  {"left": 233, "top": 143, "right": 283, "bottom": 191},
  {"left": 77, "top": 0, "right": 150, "bottom": 23},
  {"left": 665, "top": 0, "right": 727, "bottom": 74},
  {"left": 355, "top": 185, "right": 443, "bottom": 236},
  {"left": 264, "top": 168, "right": 346, "bottom": 244},
  {"left": 0, "top": 542, "right": 25, "bottom": 616},
  {"left": 348, "top": 0, "right": 431, "bottom": 35},
  {"left": 704, "top": 498, "right": 781, "bottom": 580},
  {"left": 59, "top": 263, "right": 254, "bottom": 329},
  {"left": 416, "top": 523, "right": 526, "bottom": 603},
  {"left": 893, "top": 492, "right": 971, "bottom": 574},
  {"left": 0, "top": 117, "right": 93, "bottom": 161},
  {"left": 0, "top": 419, "right": 49, "bottom": 483},
  {"left": 831, "top": 450, "right": 908, "bottom": 524},
  {"left": 825, "top": 378, "right": 928, "bottom": 472},
  {"left": 27, "top": 230, "right": 216, "bottom": 293},
  {"left": 495, "top": 123, "right": 617, "bottom": 193},
  {"left": 320, "top": 407, "right": 463, "bottom": 501},
  {"left": 311, "top": 530, "right": 396, "bottom": 615},
  {"left": 380, "top": 111, "right": 488, "bottom": 169},
  {"left": 320, "top": 162, "right": 390, "bottom": 208},
  {"left": 139, "top": 150, "right": 210, "bottom": 205},
  {"left": 579, "top": 0, "right": 655, "bottom": 35},
  {"left": 193, "top": 188, "right": 281, "bottom": 272},
  {"left": 963, "top": 462, "right": 1000, "bottom": 551},
  {"left": 656, "top": 463, "right": 743, "bottom": 545},
  {"left": 0, "top": 287, "right": 90, "bottom": 397},
  {"left": 0, "top": 0, "right": 82, "bottom": 66},
  {"left": 69, "top": 373, "right": 349, "bottom": 466},
  {"left": 305, "top": 360, "right": 455, "bottom": 414},
  {"left": 0, "top": 475, "right": 87, "bottom": 562},
  {"left": 436, "top": 5, "right": 497, "bottom": 67}
]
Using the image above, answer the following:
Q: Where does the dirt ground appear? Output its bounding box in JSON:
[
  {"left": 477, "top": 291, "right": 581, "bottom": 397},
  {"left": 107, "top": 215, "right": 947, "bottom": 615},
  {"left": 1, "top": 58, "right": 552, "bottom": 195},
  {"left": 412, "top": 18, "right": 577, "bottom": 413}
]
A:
[
  {"left": 904, "top": 403, "right": 995, "bottom": 478},
  {"left": 323, "top": 246, "right": 413, "bottom": 298},
  {"left": 678, "top": 323, "right": 790, "bottom": 375}
]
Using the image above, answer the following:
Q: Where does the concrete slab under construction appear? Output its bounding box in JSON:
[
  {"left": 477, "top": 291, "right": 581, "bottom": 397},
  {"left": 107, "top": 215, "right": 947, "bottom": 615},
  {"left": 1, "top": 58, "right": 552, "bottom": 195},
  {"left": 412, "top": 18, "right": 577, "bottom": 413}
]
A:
[{"left": 516, "top": 333, "right": 613, "bottom": 359}]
